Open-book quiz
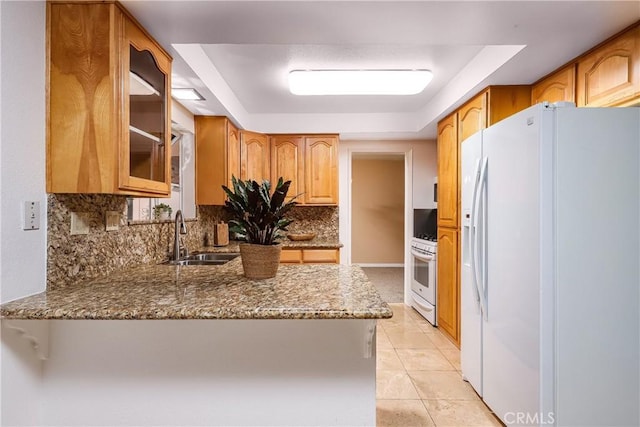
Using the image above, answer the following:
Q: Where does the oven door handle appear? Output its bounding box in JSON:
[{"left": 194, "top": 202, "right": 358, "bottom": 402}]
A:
[
  {"left": 412, "top": 296, "right": 434, "bottom": 313},
  {"left": 411, "top": 251, "right": 434, "bottom": 262}
]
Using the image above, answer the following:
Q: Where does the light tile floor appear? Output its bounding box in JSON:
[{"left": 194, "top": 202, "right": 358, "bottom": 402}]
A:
[{"left": 376, "top": 303, "right": 502, "bottom": 427}]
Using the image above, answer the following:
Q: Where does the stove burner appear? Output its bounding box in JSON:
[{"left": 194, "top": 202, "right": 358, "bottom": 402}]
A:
[{"left": 417, "top": 233, "right": 437, "bottom": 242}]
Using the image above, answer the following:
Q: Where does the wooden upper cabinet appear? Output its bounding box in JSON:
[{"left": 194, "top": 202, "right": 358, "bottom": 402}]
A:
[
  {"left": 437, "top": 113, "right": 458, "bottom": 229},
  {"left": 195, "top": 116, "right": 239, "bottom": 205},
  {"left": 486, "top": 86, "right": 532, "bottom": 125},
  {"left": 240, "top": 131, "right": 270, "bottom": 183},
  {"left": 270, "top": 135, "right": 305, "bottom": 203},
  {"left": 437, "top": 227, "right": 459, "bottom": 345},
  {"left": 532, "top": 65, "right": 576, "bottom": 105},
  {"left": 458, "top": 92, "right": 487, "bottom": 143},
  {"left": 457, "top": 86, "right": 531, "bottom": 144},
  {"left": 577, "top": 25, "right": 640, "bottom": 107},
  {"left": 47, "top": 1, "right": 172, "bottom": 196},
  {"left": 227, "top": 123, "right": 241, "bottom": 186},
  {"left": 305, "top": 136, "right": 338, "bottom": 205},
  {"left": 196, "top": 126, "right": 339, "bottom": 206}
]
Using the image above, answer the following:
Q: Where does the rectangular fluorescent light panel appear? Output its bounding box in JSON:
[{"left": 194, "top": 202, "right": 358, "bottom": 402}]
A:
[
  {"left": 172, "top": 88, "right": 205, "bottom": 101},
  {"left": 289, "top": 70, "right": 433, "bottom": 95}
]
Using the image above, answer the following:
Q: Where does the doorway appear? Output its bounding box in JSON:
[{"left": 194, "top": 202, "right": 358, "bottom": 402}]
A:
[{"left": 350, "top": 152, "right": 409, "bottom": 303}]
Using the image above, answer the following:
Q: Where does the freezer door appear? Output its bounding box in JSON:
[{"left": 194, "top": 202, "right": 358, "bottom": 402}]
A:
[
  {"left": 481, "top": 105, "right": 544, "bottom": 424},
  {"left": 460, "top": 131, "right": 483, "bottom": 395},
  {"left": 553, "top": 107, "right": 640, "bottom": 426}
]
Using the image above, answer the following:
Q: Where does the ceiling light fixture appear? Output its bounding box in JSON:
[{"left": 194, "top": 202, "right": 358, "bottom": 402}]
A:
[
  {"left": 288, "top": 69, "right": 433, "bottom": 95},
  {"left": 172, "top": 88, "right": 205, "bottom": 101}
]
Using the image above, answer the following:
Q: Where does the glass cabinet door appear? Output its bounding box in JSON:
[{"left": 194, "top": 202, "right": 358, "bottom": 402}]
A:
[
  {"left": 128, "top": 46, "right": 166, "bottom": 183},
  {"left": 121, "top": 13, "right": 171, "bottom": 196}
]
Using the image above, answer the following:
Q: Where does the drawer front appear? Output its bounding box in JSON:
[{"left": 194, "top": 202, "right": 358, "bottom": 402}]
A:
[
  {"left": 302, "top": 249, "right": 339, "bottom": 263},
  {"left": 280, "top": 249, "right": 302, "bottom": 263}
]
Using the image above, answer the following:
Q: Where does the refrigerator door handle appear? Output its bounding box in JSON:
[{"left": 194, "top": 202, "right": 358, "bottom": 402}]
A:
[
  {"left": 469, "top": 159, "right": 481, "bottom": 305},
  {"left": 475, "top": 156, "right": 489, "bottom": 320}
]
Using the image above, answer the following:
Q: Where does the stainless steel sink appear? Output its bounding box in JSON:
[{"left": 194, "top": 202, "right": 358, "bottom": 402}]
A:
[
  {"left": 186, "top": 253, "right": 240, "bottom": 262},
  {"left": 162, "top": 252, "right": 240, "bottom": 266}
]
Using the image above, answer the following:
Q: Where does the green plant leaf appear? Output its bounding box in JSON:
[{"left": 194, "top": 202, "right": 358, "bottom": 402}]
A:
[{"left": 222, "top": 176, "right": 295, "bottom": 245}]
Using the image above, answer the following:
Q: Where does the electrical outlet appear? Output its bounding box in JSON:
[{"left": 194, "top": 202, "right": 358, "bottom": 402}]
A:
[
  {"left": 105, "top": 211, "right": 120, "bottom": 231},
  {"left": 70, "top": 212, "right": 90, "bottom": 235},
  {"left": 22, "top": 201, "right": 40, "bottom": 230}
]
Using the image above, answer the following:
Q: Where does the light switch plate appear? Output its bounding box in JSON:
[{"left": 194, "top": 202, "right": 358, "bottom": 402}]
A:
[
  {"left": 105, "top": 211, "right": 120, "bottom": 231},
  {"left": 22, "top": 201, "right": 40, "bottom": 230},
  {"left": 70, "top": 212, "right": 90, "bottom": 235}
]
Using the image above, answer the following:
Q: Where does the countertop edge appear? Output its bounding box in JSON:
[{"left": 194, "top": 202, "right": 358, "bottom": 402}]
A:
[{"left": 0, "top": 309, "right": 394, "bottom": 321}]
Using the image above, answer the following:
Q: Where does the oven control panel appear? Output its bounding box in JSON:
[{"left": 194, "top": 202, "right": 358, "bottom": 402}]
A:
[{"left": 411, "top": 237, "right": 437, "bottom": 257}]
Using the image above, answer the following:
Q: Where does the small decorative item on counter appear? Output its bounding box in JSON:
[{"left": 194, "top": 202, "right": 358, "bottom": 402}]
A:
[
  {"left": 153, "top": 203, "right": 172, "bottom": 220},
  {"left": 214, "top": 221, "right": 229, "bottom": 246},
  {"left": 286, "top": 233, "right": 316, "bottom": 241},
  {"left": 222, "top": 176, "right": 297, "bottom": 279}
]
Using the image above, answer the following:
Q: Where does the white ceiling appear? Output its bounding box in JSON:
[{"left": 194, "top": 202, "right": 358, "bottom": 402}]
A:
[{"left": 122, "top": 0, "right": 640, "bottom": 140}]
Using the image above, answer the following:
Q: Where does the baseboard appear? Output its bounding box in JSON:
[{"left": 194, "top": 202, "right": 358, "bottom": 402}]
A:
[{"left": 354, "top": 263, "right": 404, "bottom": 268}]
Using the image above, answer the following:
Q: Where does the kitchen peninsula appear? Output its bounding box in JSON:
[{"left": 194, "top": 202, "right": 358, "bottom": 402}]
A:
[{"left": 1, "top": 260, "right": 391, "bottom": 426}]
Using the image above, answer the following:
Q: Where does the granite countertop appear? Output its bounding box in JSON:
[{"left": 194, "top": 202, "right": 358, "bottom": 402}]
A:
[
  {"left": 198, "top": 239, "right": 343, "bottom": 253},
  {"left": 0, "top": 259, "right": 392, "bottom": 320}
]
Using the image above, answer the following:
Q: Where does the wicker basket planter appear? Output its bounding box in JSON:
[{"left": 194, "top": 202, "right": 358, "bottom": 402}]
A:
[{"left": 239, "top": 243, "right": 282, "bottom": 279}]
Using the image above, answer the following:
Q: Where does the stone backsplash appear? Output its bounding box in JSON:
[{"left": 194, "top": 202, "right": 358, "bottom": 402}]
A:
[
  {"left": 47, "top": 194, "right": 338, "bottom": 289},
  {"left": 197, "top": 205, "right": 339, "bottom": 242}
]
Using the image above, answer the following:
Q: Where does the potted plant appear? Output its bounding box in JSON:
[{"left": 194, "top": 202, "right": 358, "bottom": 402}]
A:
[
  {"left": 153, "top": 203, "right": 172, "bottom": 220},
  {"left": 222, "top": 176, "right": 297, "bottom": 279}
]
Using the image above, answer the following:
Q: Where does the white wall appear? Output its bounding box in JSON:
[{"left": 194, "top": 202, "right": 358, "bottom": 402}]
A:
[
  {"left": 1, "top": 3, "right": 48, "bottom": 425},
  {"left": 0, "top": 0, "right": 47, "bottom": 303},
  {"left": 5, "top": 319, "right": 375, "bottom": 426}
]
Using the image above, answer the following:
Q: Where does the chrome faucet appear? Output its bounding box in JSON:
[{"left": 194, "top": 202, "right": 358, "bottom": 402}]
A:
[{"left": 173, "top": 209, "right": 188, "bottom": 260}]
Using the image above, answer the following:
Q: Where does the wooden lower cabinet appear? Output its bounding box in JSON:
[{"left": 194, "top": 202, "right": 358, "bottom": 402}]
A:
[
  {"left": 437, "top": 227, "right": 459, "bottom": 345},
  {"left": 280, "top": 248, "right": 340, "bottom": 264}
]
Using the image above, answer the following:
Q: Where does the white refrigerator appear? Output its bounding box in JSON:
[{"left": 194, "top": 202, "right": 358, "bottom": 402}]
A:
[{"left": 460, "top": 102, "right": 639, "bottom": 427}]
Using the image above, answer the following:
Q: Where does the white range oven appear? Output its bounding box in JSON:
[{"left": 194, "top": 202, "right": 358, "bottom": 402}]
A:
[{"left": 410, "top": 235, "right": 437, "bottom": 325}]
